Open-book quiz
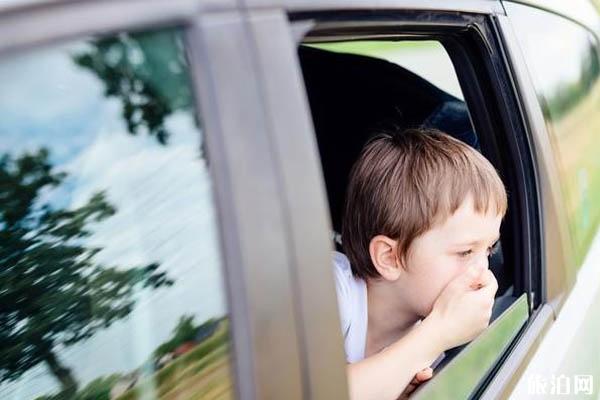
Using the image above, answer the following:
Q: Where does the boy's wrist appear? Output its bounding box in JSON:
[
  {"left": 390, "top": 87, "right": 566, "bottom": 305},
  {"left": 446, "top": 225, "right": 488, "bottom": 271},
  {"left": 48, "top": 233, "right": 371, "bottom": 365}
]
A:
[{"left": 417, "top": 312, "right": 447, "bottom": 357}]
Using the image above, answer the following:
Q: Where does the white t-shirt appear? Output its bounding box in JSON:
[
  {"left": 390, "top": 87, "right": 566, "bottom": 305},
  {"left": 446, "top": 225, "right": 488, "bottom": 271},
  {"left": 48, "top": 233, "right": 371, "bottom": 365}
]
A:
[
  {"left": 332, "top": 251, "right": 368, "bottom": 363},
  {"left": 332, "top": 251, "right": 445, "bottom": 366}
]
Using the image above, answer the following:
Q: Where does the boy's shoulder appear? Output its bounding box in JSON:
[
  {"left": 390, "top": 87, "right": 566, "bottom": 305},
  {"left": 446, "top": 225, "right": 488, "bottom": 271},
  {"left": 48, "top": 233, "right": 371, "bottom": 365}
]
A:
[
  {"left": 332, "top": 251, "right": 365, "bottom": 293},
  {"left": 332, "top": 251, "right": 353, "bottom": 297},
  {"left": 331, "top": 250, "right": 368, "bottom": 318},
  {"left": 333, "top": 250, "right": 352, "bottom": 272}
]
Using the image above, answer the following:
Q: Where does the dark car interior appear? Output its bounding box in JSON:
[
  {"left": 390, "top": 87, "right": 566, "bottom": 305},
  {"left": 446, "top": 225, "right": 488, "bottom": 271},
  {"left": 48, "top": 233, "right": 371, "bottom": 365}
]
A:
[
  {"left": 297, "top": 43, "right": 518, "bottom": 365},
  {"left": 298, "top": 45, "right": 478, "bottom": 234}
]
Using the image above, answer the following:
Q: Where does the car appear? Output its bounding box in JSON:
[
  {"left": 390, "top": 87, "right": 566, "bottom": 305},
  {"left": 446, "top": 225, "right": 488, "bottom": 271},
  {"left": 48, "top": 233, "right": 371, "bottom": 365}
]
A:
[{"left": 0, "top": 0, "right": 599, "bottom": 399}]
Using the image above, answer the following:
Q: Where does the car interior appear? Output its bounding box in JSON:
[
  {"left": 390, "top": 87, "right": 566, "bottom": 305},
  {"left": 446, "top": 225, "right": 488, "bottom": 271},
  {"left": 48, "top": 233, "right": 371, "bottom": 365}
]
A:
[{"left": 297, "top": 40, "right": 519, "bottom": 367}]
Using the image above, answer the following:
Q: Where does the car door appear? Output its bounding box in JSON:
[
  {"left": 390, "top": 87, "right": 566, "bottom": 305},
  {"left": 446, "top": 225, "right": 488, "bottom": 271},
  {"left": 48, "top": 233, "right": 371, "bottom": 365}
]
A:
[
  {"left": 240, "top": 0, "right": 559, "bottom": 399},
  {"left": 498, "top": 2, "right": 600, "bottom": 398},
  {"left": 0, "top": 1, "right": 306, "bottom": 399}
]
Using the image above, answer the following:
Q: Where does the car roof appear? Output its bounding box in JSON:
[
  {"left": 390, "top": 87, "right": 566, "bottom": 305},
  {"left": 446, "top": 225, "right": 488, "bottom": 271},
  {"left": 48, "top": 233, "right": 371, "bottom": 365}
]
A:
[
  {"left": 0, "top": 0, "right": 597, "bottom": 42},
  {"left": 0, "top": 0, "right": 593, "bottom": 19}
]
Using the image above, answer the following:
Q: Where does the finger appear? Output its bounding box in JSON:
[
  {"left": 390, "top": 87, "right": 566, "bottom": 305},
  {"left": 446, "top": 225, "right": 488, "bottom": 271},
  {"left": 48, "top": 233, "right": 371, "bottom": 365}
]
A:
[
  {"left": 479, "top": 269, "right": 495, "bottom": 285},
  {"left": 470, "top": 269, "right": 492, "bottom": 289},
  {"left": 479, "top": 272, "right": 499, "bottom": 297},
  {"left": 415, "top": 367, "right": 433, "bottom": 381},
  {"left": 410, "top": 376, "right": 420, "bottom": 385}
]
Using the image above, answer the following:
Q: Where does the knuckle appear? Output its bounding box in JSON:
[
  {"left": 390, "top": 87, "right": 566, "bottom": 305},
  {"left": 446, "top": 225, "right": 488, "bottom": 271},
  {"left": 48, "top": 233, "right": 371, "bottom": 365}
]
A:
[{"left": 491, "top": 278, "right": 499, "bottom": 290}]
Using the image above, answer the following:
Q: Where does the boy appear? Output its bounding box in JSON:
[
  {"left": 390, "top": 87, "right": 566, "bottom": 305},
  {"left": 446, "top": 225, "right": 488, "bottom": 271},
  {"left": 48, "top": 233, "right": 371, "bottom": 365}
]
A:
[{"left": 334, "top": 128, "right": 505, "bottom": 400}]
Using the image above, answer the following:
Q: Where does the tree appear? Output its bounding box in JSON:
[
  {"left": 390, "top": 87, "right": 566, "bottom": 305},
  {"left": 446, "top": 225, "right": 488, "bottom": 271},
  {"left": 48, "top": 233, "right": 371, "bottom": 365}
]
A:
[
  {"left": 546, "top": 42, "right": 600, "bottom": 121},
  {"left": 153, "top": 315, "right": 198, "bottom": 360},
  {"left": 73, "top": 30, "right": 195, "bottom": 146},
  {"left": 35, "top": 374, "right": 123, "bottom": 400},
  {"left": 0, "top": 149, "right": 172, "bottom": 396}
]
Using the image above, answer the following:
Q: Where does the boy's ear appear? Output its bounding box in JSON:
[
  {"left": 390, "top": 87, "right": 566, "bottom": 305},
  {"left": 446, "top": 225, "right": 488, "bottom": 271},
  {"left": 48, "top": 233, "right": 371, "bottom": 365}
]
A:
[{"left": 369, "top": 235, "right": 403, "bottom": 281}]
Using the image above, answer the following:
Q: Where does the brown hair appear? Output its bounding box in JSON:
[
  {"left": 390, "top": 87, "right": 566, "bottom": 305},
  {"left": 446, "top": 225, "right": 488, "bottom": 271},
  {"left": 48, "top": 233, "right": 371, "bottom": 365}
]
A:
[{"left": 341, "top": 128, "right": 507, "bottom": 280}]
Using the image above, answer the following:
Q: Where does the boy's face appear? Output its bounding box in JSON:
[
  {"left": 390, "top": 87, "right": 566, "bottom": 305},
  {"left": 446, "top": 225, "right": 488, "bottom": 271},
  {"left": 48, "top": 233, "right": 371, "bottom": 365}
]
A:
[{"left": 400, "top": 196, "right": 502, "bottom": 318}]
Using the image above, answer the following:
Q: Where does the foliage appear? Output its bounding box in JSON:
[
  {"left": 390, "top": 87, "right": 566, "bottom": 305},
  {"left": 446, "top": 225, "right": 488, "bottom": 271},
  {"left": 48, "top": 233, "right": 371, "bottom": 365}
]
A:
[
  {"left": 0, "top": 149, "right": 171, "bottom": 395},
  {"left": 73, "top": 30, "right": 194, "bottom": 145},
  {"left": 545, "top": 42, "right": 600, "bottom": 121}
]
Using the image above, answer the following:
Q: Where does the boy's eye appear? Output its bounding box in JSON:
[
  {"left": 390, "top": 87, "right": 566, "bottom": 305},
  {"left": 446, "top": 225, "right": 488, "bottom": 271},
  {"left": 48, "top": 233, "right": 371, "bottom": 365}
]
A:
[
  {"left": 486, "top": 241, "right": 500, "bottom": 257},
  {"left": 458, "top": 249, "right": 472, "bottom": 258}
]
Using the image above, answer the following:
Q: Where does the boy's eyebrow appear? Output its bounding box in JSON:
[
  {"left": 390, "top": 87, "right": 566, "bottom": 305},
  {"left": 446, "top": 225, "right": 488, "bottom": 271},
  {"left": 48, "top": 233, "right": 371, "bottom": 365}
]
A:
[{"left": 455, "top": 235, "right": 500, "bottom": 247}]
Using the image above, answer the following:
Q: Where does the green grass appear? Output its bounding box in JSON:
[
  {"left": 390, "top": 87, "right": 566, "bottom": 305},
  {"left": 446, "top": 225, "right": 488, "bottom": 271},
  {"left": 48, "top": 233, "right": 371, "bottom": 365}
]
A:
[
  {"left": 550, "top": 78, "right": 600, "bottom": 268},
  {"left": 116, "top": 321, "right": 233, "bottom": 400}
]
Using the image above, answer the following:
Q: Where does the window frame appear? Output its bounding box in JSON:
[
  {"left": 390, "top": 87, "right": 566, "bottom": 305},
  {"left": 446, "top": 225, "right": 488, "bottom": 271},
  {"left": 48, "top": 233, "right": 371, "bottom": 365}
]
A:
[
  {"left": 286, "top": 9, "right": 542, "bottom": 306},
  {"left": 0, "top": 1, "right": 309, "bottom": 400},
  {"left": 246, "top": 6, "right": 547, "bottom": 398}
]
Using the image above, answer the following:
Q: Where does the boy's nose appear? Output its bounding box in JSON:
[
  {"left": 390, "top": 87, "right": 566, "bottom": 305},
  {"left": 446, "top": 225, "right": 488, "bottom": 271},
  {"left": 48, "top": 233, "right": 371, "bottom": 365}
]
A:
[
  {"left": 478, "top": 253, "right": 490, "bottom": 270},
  {"left": 468, "top": 253, "right": 489, "bottom": 271}
]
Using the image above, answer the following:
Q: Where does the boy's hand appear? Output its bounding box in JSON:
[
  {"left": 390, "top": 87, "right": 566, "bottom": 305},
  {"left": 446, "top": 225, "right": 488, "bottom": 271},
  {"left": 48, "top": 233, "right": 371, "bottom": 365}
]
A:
[
  {"left": 398, "top": 367, "right": 433, "bottom": 399},
  {"left": 425, "top": 264, "right": 498, "bottom": 351}
]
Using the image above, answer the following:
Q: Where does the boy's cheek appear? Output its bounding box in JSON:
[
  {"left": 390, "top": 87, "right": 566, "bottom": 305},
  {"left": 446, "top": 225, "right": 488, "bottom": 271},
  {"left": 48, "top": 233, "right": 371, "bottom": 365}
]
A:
[
  {"left": 423, "top": 266, "right": 461, "bottom": 313},
  {"left": 445, "top": 259, "right": 468, "bottom": 283},
  {"left": 420, "top": 283, "right": 448, "bottom": 317},
  {"left": 408, "top": 258, "right": 460, "bottom": 316}
]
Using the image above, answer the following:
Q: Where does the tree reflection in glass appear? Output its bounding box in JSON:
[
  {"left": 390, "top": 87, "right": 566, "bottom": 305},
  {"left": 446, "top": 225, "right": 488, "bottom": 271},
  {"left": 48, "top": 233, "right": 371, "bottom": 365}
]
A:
[{"left": 0, "top": 27, "right": 232, "bottom": 400}]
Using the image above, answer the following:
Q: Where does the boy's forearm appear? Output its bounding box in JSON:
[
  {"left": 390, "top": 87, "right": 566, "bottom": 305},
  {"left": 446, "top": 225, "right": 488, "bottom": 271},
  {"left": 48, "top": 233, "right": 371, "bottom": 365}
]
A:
[{"left": 347, "top": 316, "right": 444, "bottom": 400}]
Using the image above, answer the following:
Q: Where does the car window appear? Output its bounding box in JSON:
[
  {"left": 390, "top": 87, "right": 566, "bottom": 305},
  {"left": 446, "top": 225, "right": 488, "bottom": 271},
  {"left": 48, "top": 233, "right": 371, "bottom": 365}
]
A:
[
  {"left": 412, "top": 293, "right": 528, "bottom": 399},
  {"left": 297, "top": 37, "right": 520, "bottom": 294},
  {"left": 296, "top": 32, "right": 527, "bottom": 396},
  {"left": 298, "top": 40, "right": 479, "bottom": 234},
  {"left": 506, "top": 2, "right": 600, "bottom": 267},
  {"left": 0, "top": 28, "right": 234, "bottom": 400}
]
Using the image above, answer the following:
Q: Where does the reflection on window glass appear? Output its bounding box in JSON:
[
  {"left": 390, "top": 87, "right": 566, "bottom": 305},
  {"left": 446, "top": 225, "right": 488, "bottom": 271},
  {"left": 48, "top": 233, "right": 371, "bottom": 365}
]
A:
[
  {"left": 0, "top": 28, "right": 233, "bottom": 400},
  {"left": 507, "top": 3, "right": 600, "bottom": 265}
]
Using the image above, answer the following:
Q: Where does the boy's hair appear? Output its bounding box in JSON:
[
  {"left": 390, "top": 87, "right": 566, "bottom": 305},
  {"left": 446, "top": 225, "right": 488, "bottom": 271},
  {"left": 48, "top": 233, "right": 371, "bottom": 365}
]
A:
[{"left": 341, "top": 128, "right": 507, "bottom": 280}]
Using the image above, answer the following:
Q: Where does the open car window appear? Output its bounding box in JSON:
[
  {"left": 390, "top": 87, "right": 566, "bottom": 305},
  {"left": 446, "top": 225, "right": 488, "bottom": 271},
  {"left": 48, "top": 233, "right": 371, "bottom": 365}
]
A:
[
  {"left": 298, "top": 38, "right": 516, "bottom": 311},
  {"left": 291, "top": 9, "right": 541, "bottom": 397}
]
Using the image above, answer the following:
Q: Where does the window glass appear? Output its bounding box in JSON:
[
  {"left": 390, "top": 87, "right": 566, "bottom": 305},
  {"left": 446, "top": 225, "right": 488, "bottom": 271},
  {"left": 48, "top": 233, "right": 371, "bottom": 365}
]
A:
[
  {"left": 506, "top": 3, "right": 600, "bottom": 265},
  {"left": 0, "top": 28, "right": 234, "bottom": 400},
  {"left": 412, "top": 294, "right": 529, "bottom": 399}
]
